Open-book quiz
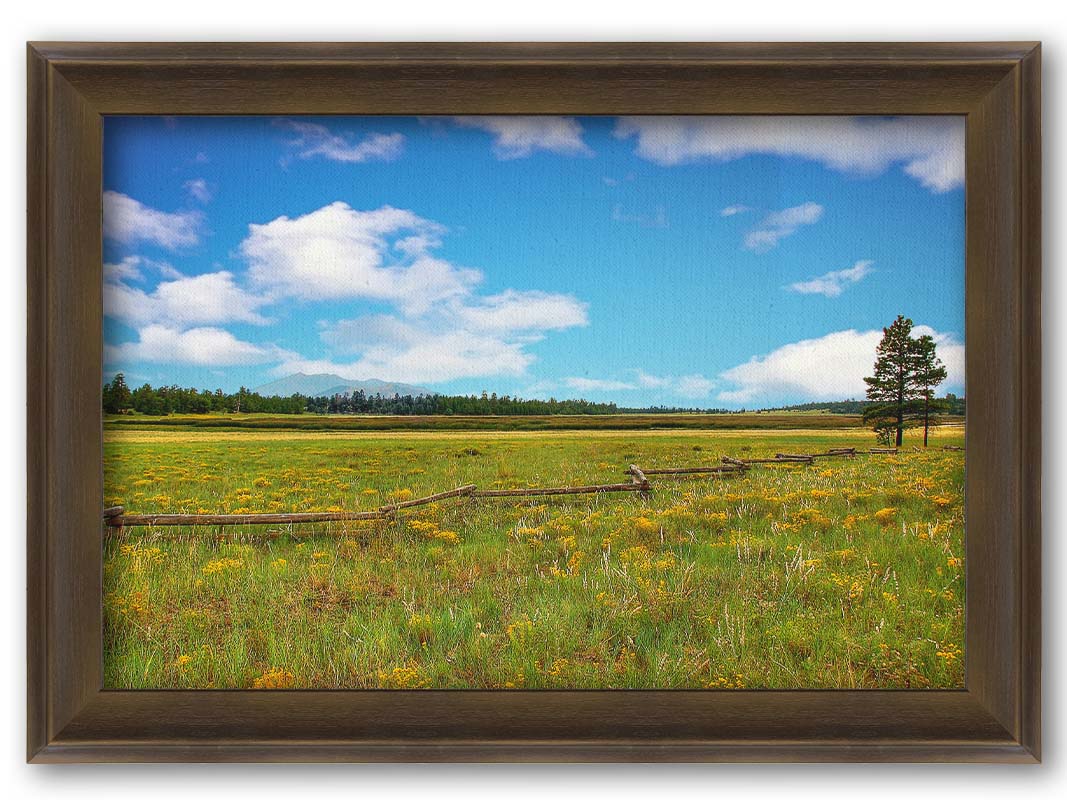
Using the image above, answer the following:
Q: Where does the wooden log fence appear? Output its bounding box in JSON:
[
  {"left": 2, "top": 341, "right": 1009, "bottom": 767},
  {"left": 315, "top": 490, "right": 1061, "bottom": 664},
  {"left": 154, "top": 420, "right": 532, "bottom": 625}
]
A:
[
  {"left": 106, "top": 484, "right": 478, "bottom": 528},
  {"left": 102, "top": 443, "right": 955, "bottom": 530}
]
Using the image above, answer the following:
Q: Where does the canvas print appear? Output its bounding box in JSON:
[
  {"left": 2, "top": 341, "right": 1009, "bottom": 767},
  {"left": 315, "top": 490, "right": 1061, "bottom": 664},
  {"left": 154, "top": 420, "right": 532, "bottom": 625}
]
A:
[{"left": 101, "top": 115, "right": 965, "bottom": 689}]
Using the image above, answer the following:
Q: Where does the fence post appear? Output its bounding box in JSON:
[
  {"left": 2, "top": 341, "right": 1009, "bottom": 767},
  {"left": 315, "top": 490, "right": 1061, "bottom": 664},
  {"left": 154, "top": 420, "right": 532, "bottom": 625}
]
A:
[{"left": 628, "top": 465, "right": 652, "bottom": 500}]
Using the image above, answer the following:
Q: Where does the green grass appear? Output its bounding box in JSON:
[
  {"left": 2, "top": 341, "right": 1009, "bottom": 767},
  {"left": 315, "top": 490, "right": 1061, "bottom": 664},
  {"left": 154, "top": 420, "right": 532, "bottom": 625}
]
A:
[
  {"left": 105, "top": 410, "right": 872, "bottom": 432},
  {"left": 103, "top": 424, "right": 965, "bottom": 690}
]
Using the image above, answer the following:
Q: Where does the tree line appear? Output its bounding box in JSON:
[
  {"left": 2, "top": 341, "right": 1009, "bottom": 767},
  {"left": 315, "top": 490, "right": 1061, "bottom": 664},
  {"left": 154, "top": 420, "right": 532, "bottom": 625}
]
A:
[
  {"left": 763, "top": 396, "right": 964, "bottom": 417},
  {"left": 103, "top": 376, "right": 720, "bottom": 417},
  {"left": 102, "top": 376, "right": 307, "bottom": 415},
  {"left": 306, "top": 390, "right": 629, "bottom": 416}
]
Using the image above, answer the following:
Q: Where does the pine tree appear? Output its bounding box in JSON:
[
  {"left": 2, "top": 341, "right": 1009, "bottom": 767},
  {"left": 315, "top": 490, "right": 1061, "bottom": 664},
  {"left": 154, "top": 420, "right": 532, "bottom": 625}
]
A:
[
  {"left": 102, "top": 373, "right": 132, "bottom": 414},
  {"left": 913, "top": 334, "right": 949, "bottom": 447},
  {"left": 863, "top": 315, "right": 923, "bottom": 447}
]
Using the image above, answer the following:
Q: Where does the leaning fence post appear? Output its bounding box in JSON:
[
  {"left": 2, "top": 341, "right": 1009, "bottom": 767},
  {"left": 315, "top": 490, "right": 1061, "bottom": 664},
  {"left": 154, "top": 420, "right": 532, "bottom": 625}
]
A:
[{"left": 627, "top": 465, "right": 652, "bottom": 500}]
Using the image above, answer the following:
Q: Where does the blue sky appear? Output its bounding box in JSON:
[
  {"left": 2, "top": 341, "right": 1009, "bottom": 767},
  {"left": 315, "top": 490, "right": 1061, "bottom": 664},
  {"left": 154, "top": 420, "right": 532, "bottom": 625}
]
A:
[{"left": 102, "top": 115, "right": 965, "bottom": 408}]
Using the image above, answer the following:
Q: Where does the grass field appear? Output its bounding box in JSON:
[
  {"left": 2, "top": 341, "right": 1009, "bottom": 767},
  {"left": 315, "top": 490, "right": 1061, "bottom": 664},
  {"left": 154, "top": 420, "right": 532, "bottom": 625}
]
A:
[
  {"left": 105, "top": 410, "right": 867, "bottom": 432},
  {"left": 102, "top": 418, "right": 965, "bottom": 690}
]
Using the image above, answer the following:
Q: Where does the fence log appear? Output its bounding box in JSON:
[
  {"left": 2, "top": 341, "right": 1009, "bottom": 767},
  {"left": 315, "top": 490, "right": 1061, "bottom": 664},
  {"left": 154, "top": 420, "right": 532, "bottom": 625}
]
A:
[
  {"left": 814, "top": 448, "right": 856, "bottom": 457},
  {"left": 378, "top": 484, "right": 477, "bottom": 512},
  {"left": 107, "top": 509, "right": 389, "bottom": 527},
  {"left": 472, "top": 483, "right": 644, "bottom": 498},
  {"left": 107, "top": 485, "right": 476, "bottom": 528},
  {"left": 639, "top": 465, "right": 746, "bottom": 475}
]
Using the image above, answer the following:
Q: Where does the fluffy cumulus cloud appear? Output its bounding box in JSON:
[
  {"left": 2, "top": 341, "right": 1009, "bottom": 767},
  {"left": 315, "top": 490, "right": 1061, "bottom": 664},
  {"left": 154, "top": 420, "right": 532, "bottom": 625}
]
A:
[
  {"left": 105, "top": 269, "right": 271, "bottom": 328},
  {"left": 615, "top": 116, "right": 965, "bottom": 193},
  {"left": 106, "top": 199, "right": 591, "bottom": 379},
  {"left": 717, "top": 327, "right": 964, "bottom": 405},
  {"left": 236, "top": 202, "right": 589, "bottom": 383},
  {"left": 743, "top": 202, "right": 824, "bottom": 252},
  {"left": 454, "top": 290, "right": 589, "bottom": 333},
  {"left": 276, "top": 119, "right": 405, "bottom": 163},
  {"left": 450, "top": 117, "right": 593, "bottom": 159},
  {"left": 103, "top": 191, "right": 203, "bottom": 250},
  {"left": 787, "top": 260, "right": 874, "bottom": 298},
  {"left": 105, "top": 325, "right": 286, "bottom": 367},
  {"left": 240, "top": 202, "right": 479, "bottom": 314}
]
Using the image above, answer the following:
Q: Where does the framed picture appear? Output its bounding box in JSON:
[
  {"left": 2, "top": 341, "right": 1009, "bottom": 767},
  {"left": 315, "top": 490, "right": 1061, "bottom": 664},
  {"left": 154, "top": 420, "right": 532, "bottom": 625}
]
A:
[{"left": 27, "top": 42, "right": 1040, "bottom": 762}]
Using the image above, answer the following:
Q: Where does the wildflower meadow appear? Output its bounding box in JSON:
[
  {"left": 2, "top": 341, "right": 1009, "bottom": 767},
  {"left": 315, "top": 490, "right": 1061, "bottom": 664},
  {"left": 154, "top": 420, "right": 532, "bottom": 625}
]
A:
[{"left": 103, "top": 417, "right": 965, "bottom": 690}]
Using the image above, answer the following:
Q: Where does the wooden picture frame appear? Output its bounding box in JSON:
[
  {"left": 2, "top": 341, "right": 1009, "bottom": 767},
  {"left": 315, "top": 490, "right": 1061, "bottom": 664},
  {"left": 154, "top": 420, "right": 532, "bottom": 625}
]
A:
[{"left": 26, "top": 41, "right": 1041, "bottom": 763}]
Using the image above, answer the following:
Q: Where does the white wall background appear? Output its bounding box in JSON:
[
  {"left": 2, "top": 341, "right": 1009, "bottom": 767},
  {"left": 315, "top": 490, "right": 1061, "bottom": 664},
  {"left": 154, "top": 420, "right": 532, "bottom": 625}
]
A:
[{"left": 1, "top": 1, "right": 1062, "bottom": 796}]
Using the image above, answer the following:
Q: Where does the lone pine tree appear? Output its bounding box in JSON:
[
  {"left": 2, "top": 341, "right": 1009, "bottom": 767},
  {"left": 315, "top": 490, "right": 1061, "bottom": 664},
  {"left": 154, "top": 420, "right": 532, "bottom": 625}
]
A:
[
  {"left": 863, "top": 315, "right": 947, "bottom": 447},
  {"left": 913, "top": 333, "right": 949, "bottom": 447}
]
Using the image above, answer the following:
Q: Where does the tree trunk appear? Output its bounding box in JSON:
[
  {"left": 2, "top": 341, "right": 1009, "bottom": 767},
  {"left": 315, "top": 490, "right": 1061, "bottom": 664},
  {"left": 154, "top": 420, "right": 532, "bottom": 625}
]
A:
[
  {"left": 923, "top": 395, "right": 930, "bottom": 447},
  {"left": 896, "top": 368, "right": 905, "bottom": 447}
]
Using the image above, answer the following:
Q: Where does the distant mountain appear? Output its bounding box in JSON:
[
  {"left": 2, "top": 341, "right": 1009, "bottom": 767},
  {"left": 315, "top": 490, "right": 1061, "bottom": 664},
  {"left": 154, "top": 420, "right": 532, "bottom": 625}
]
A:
[{"left": 253, "top": 373, "right": 435, "bottom": 398}]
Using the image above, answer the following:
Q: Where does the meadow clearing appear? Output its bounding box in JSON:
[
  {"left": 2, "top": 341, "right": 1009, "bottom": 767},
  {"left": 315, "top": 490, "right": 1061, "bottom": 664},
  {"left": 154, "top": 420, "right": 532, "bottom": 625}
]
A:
[{"left": 102, "top": 416, "right": 965, "bottom": 690}]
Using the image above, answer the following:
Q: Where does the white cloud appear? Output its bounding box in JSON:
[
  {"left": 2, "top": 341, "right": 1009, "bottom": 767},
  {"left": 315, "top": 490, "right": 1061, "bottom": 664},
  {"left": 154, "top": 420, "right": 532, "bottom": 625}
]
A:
[
  {"left": 103, "top": 255, "right": 183, "bottom": 283},
  {"left": 239, "top": 203, "right": 590, "bottom": 384},
  {"left": 614, "top": 116, "right": 965, "bottom": 193},
  {"left": 674, "top": 374, "right": 717, "bottom": 399},
  {"left": 305, "top": 288, "right": 589, "bottom": 384},
  {"left": 240, "top": 202, "right": 478, "bottom": 313},
  {"left": 184, "top": 178, "right": 212, "bottom": 203},
  {"left": 455, "top": 290, "right": 589, "bottom": 333},
  {"left": 104, "top": 270, "right": 271, "bottom": 328},
  {"left": 104, "top": 256, "right": 144, "bottom": 283},
  {"left": 743, "top": 202, "right": 824, "bottom": 252},
  {"left": 451, "top": 116, "right": 593, "bottom": 159},
  {"left": 275, "top": 330, "right": 535, "bottom": 385},
  {"left": 562, "top": 370, "right": 716, "bottom": 400},
  {"left": 103, "top": 191, "right": 203, "bottom": 250},
  {"left": 717, "top": 327, "right": 964, "bottom": 405},
  {"left": 913, "top": 325, "right": 966, "bottom": 389},
  {"left": 107, "top": 201, "right": 591, "bottom": 383},
  {"left": 720, "top": 204, "right": 752, "bottom": 217},
  {"left": 637, "top": 371, "right": 715, "bottom": 399},
  {"left": 105, "top": 325, "right": 284, "bottom": 367},
  {"left": 276, "top": 119, "right": 404, "bottom": 163},
  {"left": 787, "top": 260, "right": 874, "bottom": 298}
]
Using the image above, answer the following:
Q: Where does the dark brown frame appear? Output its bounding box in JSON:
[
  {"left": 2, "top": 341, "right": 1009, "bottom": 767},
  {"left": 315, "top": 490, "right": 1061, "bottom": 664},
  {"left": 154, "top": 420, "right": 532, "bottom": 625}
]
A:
[{"left": 27, "top": 42, "right": 1041, "bottom": 763}]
